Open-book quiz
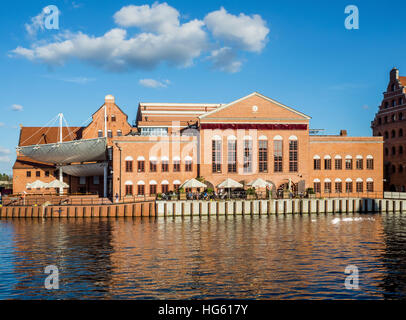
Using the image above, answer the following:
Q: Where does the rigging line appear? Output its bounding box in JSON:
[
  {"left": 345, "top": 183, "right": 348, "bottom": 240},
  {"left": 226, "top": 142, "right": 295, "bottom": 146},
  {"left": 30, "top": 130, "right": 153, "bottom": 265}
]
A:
[
  {"left": 62, "top": 116, "right": 75, "bottom": 142},
  {"left": 19, "top": 114, "right": 60, "bottom": 146}
]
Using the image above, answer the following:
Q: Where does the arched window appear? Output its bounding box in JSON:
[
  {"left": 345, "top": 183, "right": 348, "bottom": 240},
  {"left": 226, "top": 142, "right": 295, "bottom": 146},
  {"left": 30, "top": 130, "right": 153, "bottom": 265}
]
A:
[
  {"left": 324, "top": 155, "right": 332, "bottom": 170},
  {"left": 392, "top": 165, "right": 396, "bottom": 173},
  {"left": 185, "top": 156, "right": 193, "bottom": 172},
  {"left": 399, "top": 165, "right": 404, "bottom": 173},
  {"left": 392, "top": 100, "right": 396, "bottom": 107},
  {"left": 161, "top": 180, "right": 169, "bottom": 193},
  {"left": 125, "top": 156, "right": 134, "bottom": 172},
  {"left": 125, "top": 181, "right": 133, "bottom": 196},
  {"left": 345, "top": 178, "right": 353, "bottom": 193},
  {"left": 385, "top": 131, "right": 389, "bottom": 139},
  {"left": 313, "top": 155, "right": 321, "bottom": 170},
  {"left": 137, "top": 180, "right": 145, "bottom": 195},
  {"left": 356, "top": 155, "right": 363, "bottom": 170},
  {"left": 392, "top": 114, "right": 396, "bottom": 122},
  {"left": 366, "top": 155, "right": 374, "bottom": 170},
  {"left": 400, "top": 129, "right": 403, "bottom": 137},
  {"left": 345, "top": 155, "right": 353, "bottom": 170},
  {"left": 335, "top": 178, "right": 342, "bottom": 193},
  {"left": 385, "top": 148, "right": 389, "bottom": 156},
  {"left": 400, "top": 146, "right": 404, "bottom": 154},
  {"left": 392, "top": 146, "right": 396, "bottom": 155},
  {"left": 392, "top": 130, "right": 396, "bottom": 138},
  {"left": 334, "top": 155, "right": 342, "bottom": 170},
  {"left": 366, "top": 178, "right": 374, "bottom": 192},
  {"left": 400, "top": 112, "right": 404, "bottom": 120},
  {"left": 149, "top": 180, "right": 157, "bottom": 195},
  {"left": 313, "top": 179, "right": 321, "bottom": 193},
  {"left": 399, "top": 97, "right": 404, "bottom": 106}
]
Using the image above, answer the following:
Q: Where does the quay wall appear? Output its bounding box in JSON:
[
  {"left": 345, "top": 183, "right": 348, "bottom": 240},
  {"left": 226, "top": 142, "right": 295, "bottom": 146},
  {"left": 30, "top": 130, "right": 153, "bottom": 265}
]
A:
[
  {"left": 2, "top": 198, "right": 406, "bottom": 218},
  {"left": 156, "top": 198, "right": 406, "bottom": 216},
  {"left": 0, "top": 201, "right": 156, "bottom": 218}
]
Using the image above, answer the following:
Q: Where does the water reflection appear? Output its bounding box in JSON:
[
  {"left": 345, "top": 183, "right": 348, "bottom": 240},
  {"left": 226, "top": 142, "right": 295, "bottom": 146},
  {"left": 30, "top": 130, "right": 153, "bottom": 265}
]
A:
[{"left": 0, "top": 214, "right": 404, "bottom": 299}]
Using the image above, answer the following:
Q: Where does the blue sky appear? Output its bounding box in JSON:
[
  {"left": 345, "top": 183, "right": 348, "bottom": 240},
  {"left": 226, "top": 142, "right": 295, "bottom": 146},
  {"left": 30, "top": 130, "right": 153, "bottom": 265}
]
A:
[{"left": 0, "top": 0, "right": 406, "bottom": 174}]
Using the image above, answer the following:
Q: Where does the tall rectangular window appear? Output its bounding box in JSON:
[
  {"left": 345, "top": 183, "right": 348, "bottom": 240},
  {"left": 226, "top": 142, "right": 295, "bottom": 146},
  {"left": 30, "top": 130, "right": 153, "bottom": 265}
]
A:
[
  {"left": 324, "top": 182, "right": 331, "bottom": 193},
  {"left": 335, "top": 158, "right": 342, "bottom": 170},
  {"left": 212, "top": 140, "right": 222, "bottom": 173},
  {"left": 335, "top": 182, "right": 342, "bottom": 193},
  {"left": 346, "top": 182, "right": 353, "bottom": 193},
  {"left": 125, "top": 161, "right": 133, "bottom": 172},
  {"left": 150, "top": 161, "right": 157, "bottom": 172},
  {"left": 138, "top": 160, "right": 145, "bottom": 172},
  {"left": 324, "top": 158, "right": 331, "bottom": 170},
  {"left": 150, "top": 185, "right": 157, "bottom": 195},
  {"left": 314, "top": 182, "right": 321, "bottom": 193},
  {"left": 289, "top": 140, "right": 298, "bottom": 172},
  {"left": 173, "top": 160, "right": 180, "bottom": 172},
  {"left": 356, "top": 159, "right": 363, "bottom": 170},
  {"left": 243, "top": 139, "right": 252, "bottom": 173},
  {"left": 185, "top": 160, "right": 192, "bottom": 172},
  {"left": 228, "top": 140, "right": 237, "bottom": 173},
  {"left": 137, "top": 185, "right": 145, "bottom": 195},
  {"left": 162, "top": 160, "right": 169, "bottom": 172},
  {"left": 356, "top": 182, "right": 363, "bottom": 192},
  {"left": 366, "top": 159, "right": 374, "bottom": 170},
  {"left": 259, "top": 140, "right": 268, "bottom": 173},
  {"left": 366, "top": 181, "right": 374, "bottom": 192},
  {"left": 274, "top": 140, "right": 283, "bottom": 172},
  {"left": 161, "top": 184, "right": 169, "bottom": 194},
  {"left": 345, "top": 159, "right": 353, "bottom": 170},
  {"left": 125, "top": 185, "right": 133, "bottom": 195},
  {"left": 314, "top": 159, "right": 321, "bottom": 170}
]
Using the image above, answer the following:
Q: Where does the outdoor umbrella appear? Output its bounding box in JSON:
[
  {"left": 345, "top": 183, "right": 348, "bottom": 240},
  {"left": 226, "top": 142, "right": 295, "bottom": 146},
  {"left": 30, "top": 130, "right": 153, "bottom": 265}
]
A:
[
  {"left": 26, "top": 180, "right": 47, "bottom": 189},
  {"left": 247, "top": 178, "right": 272, "bottom": 188},
  {"left": 181, "top": 178, "right": 207, "bottom": 189},
  {"left": 217, "top": 178, "right": 243, "bottom": 198},
  {"left": 217, "top": 178, "right": 243, "bottom": 189},
  {"left": 45, "top": 179, "right": 69, "bottom": 189}
]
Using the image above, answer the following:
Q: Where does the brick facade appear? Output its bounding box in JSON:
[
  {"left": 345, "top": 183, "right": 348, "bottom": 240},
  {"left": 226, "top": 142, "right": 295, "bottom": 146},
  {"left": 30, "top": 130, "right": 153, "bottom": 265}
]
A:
[
  {"left": 371, "top": 68, "right": 406, "bottom": 191},
  {"left": 13, "top": 92, "right": 383, "bottom": 199}
]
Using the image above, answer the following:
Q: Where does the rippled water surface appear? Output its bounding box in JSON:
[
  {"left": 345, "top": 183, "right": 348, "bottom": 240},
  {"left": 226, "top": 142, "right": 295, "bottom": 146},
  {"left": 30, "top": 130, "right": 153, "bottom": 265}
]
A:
[{"left": 1, "top": 214, "right": 406, "bottom": 299}]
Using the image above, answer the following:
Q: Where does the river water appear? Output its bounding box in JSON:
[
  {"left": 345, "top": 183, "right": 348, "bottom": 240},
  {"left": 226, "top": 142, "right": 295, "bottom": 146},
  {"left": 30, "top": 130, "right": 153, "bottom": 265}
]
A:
[{"left": 1, "top": 214, "right": 406, "bottom": 299}]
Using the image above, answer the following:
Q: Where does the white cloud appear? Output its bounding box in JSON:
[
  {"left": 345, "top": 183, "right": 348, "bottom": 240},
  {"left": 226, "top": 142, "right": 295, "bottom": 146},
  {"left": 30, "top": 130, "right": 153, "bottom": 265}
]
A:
[
  {"left": 25, "top": 7, "right": 49, "bottom": 37},
  {"left": 12, "top": 3, "right": 269, "bottom": 73},
  {"left": 114, "top": 3, "right": 180, "bottom": 34},
  {"left": 207, "top": 47, "right": 242, "bottom": 73},
  {"left": 204, "top": 7, "right": 269, "bottom": 52},
  {"left": 139, "top": 78, "right": 170, "bottom": 88},
  {"left": 12, "top": 22, "right": 208, "bottom": 71},
  {"left": 11, "top": 104, "right": 23, "bottom": 111}
]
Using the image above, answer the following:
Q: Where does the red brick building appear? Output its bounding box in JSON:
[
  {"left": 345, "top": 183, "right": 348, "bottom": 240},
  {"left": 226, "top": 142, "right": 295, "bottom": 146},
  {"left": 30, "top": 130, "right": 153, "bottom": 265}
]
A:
[
  {"left": 13, "top": 92, "right": 383, "bottom": 199},
  {"left": 371, "top": 68, "right": 406, "bottom": 191}
]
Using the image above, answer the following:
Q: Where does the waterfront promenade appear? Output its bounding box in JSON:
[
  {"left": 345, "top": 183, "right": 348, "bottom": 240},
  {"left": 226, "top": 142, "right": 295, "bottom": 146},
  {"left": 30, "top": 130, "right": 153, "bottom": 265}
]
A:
[{"left": 1, "top": 197, "right": 406, "bottom": 218}]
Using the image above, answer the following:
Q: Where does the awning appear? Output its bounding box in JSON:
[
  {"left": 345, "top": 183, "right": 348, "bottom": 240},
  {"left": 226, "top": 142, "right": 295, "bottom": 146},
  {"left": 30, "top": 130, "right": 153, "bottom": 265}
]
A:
[
  {"left": 217, "top": 178, "right": 243, "bottom": 189},
  {"left": 18, "top": 138, "right": 107, "bottom": 165},
  {"left": 181, "top": 178, "right": 207, "bottom": 189},
  {"left": 58, "top": 162, "right": 108, "bottom": 177}
]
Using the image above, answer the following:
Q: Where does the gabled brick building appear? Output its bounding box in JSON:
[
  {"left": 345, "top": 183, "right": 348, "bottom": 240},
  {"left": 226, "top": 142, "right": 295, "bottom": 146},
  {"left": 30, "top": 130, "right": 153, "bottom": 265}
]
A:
[{"left": 13, "top": 92, "right": 384, "bottom": 199}]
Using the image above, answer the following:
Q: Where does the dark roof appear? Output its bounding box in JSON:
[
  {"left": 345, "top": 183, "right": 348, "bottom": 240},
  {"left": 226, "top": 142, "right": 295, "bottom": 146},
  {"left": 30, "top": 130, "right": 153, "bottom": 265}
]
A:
[{"left": 18, "top": 127, "right": 83, "bottom": 147}]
